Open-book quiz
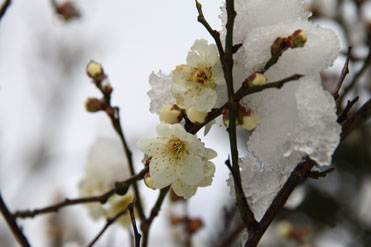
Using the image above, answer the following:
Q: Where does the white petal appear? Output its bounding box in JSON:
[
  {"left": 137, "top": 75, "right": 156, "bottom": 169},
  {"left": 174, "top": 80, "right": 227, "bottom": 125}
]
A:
[
  {"left": 177, "top": 155, "right": 204, "bottom": 186},
  {"left": 211, "top": 61, "right": 226, "bottom": 85},
  {"left": 172, "top": 65, "right": 193, "bottom": 84},
  {"left": 170, "top": 81, "right": 194, "bottom": 109},
  {"left": 136, "top": 137, "right": 167, "bottom": 156},
  {"left": 194, "top": 87, "right": 217, "bottom": 113},
  {"left": 156, "top": 122, "right": 175, "bottom": 139},
  {"left": 172, "top": 179, "right": 198, "bottom": 199},
  {"left": 150, "top": 153, "right": 177, "bottom": 189},
  {"left": 205, "top": 148, "right": 217, "bottom": 159},
  {"left": 197, "top": 161, "right": 216, "bottom": 187},
  {"left": 187, "top": 39, "right": 218, "bottom": 67}
]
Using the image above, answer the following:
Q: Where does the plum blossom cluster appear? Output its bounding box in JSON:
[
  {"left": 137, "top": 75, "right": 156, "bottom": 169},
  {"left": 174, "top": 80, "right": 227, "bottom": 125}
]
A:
[
  {"left": 144, "top": 0, "right": 341, "bottom": 212},
  {"left": 79, "top": 138, "right": 136, "bottom": 227},
  {"left": 139, "top": 39, "right": 222, "bottom": 199}
]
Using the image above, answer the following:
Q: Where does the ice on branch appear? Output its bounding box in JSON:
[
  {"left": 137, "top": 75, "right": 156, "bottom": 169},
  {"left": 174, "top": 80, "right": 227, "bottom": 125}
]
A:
[
  {"left": 148, "top": 71, "right": 175, "bottom": 114},
  {"left": 221, "top": 0, "right": 342, "bottom": 220},
  {"left": 79, "top": 137, "right": 136, "bottom": 227},
  {"left": 136, "top": 123, "right": 216, "bottom": 199}
]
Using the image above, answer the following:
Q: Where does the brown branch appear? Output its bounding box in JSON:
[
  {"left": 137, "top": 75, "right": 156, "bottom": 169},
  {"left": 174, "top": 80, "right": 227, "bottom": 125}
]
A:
[
  {"left": 90, "top": 66, "right": 146, "bottom": 220},
  {"left": 141, "top": 186, "right": 170, "bottom": 247},
  {"left": 308, "top": 167, "right": 335, "bottom": 179},
  {"left": 85, "top": 208, "right": 128, "bottom": 247},
  {"left": 244, "top": 158, "right": 317, "bottom": 246},
  {"left": 235, "top": 74, "right": 303, "bottom": 100},
  {"left": 128, "top": 202, "right": 141, "bottom": 247},
  {"left": 334, "top": 47, "right": 351, "bottom": 100},
  {"left": 338, "top": 41, "right": 371, "bottom": 104},
  {"left": 195, "top": 0, "right": 224, "bottom": 61},
  {"left": 225, "top": 159, "right": 257, "bottom": 227},
  {"left": 0, "top": 193, "right": 31, "bottom": 247},
  {"left": 0, "top": 0, "right": 11, "bottom": 21},
  {"left": 243, "top": 97, "right": 371, "bottom": 246},
  {"left": 13, "top": 166, "right": 148, "bottom": 218},
  {"left": 337, "top": 96, "right": 359, "bottom": 123},
  {"left": 189, "top": 74, "right": 303, "bottom": 135},
  {"left": 221, "top": 0, "right": 257, "bottom": 229},
  {"left": 341, "top": 97, "right": 371, "bottom": 140}
]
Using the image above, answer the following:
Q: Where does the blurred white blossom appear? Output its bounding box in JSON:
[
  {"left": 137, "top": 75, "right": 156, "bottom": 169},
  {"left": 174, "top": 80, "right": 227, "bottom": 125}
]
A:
[
  {"left": 79, "top": 137, "right": 135, "bottom": 227},
  {"left": 136, "top": 123, "right": 216, "bottom": 198}
]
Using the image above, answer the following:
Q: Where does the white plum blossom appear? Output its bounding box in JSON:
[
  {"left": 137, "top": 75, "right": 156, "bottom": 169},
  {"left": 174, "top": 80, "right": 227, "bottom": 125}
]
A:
[
  {"left": 79, "top": 137, "right": 135, "bottom": 227},
  {"left": 147, "top": 40, "right": 225, "bottom": 118},
  {"left": 171, "top": 39, "right": 225, "bottom": 113},
  {"left": 222, "top": 0, "right": 342, "bottom": 220},
  {"left": 136, "top": 123, "right": 216, "bottom": 199}
]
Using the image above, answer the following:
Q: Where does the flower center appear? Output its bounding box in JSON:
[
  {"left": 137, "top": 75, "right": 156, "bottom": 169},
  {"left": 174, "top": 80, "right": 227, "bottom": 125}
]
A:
[
  {"left": 167, "top": 138, "right": 188, "bottom": 159},
  {"left": 193, "top": 66, "right": 212, "bottom": 85}
]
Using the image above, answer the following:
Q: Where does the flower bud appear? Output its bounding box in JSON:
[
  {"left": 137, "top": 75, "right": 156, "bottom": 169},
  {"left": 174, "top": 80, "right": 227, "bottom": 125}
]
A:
[
  {"left": 271, "top": 37, "right": 287, "bottom": 55},
  {"left": 186, "top": 107, "right": 207, "bottom": 124},
  {"left": 55, "top": 2, "right": 80, "bottom": 21},
  {"left": 240, "top": 115, "right": 259, "bottom": 131},
  {"left": 222, "top": 108, "right": 239, "bottom": 128},
  {"left": 187, "top": 218, "right": 203, "bottom": 234},
  {"left": 159, "top": 104, "right": 183, "bottom": 124},
  {"left": 144, "top": 173, "right": 155, "bottom": 190},
  {"left": 103, "top": 84, "right": 113, "bottom": 95},
  {"left": 85, "top": 98, "right": 103, "bottom": 112},
  {"left": 86, "top": 61, "right": 104, "bottom": 80},
  {"left": 245, "top": 73, "right": 267, "bottom": 88},
  {"left": 287, "top": 29, "right": 307, "bottom": 48},
  {"left": 170, "top": 215, "right": 184, "bottom": 225},
  {"left": 276, "top": 220, "right": 294, "bottom": 239}
]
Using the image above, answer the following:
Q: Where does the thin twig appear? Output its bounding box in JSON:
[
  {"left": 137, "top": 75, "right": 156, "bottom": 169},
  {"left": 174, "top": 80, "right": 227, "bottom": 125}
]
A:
[
  {"left": 85, "top": 208, "right": 128, "bottom": 247},
  {"left": 235, "top": 74, "right": 303, "bottom": 100},
  {"left": 341, "top": 97, "right": 371, "bottom": 140},
  {"left": 0, "top": 0, "right": 11, "bottom": 21},
  {"left": 334, "top": 47, "right": 351, "bottom": 100},
  {"left": 128, "top": 202, "right": 141, "bottom": 247},
  {"left": 107, "top": 108, "right": 145, "bottom": 220},
  {"left": 92, "top": 71, "right": 146, "bottom": 220},
  {"left": 189, "top": 74, "right": 303, "bottom": 134},
  {"left": 141, "top": 187, "right": 170, "bottom": 247},
  {"left": 13, "top": 166, "right": 148, "bottom": 218},
  {"left": 308, "top": 167, "right": 335, "bottom": 179},
  {"left": 338, "top": 41, "right": 371, "bottom": 104},
  {"left": 195, "top": 0, "right": 224, "bottom": 60},
  {"left": 222, "top": 0, "right": 257, "bottom": 228},
  {"left": 0, "top": 193, "right": 31, "bottom": 247},
  {"left": 337, "top": 96, "right": 359, "bottom": 123}
]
